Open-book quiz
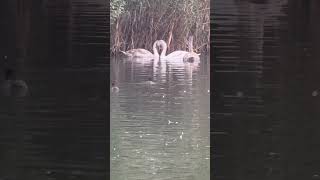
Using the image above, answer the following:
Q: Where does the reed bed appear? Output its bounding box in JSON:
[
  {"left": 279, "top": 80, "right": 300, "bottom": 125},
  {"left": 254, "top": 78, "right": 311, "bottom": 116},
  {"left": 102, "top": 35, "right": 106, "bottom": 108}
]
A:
[{"left": 111, "top": 0, "right": 209, "bottom": 55}]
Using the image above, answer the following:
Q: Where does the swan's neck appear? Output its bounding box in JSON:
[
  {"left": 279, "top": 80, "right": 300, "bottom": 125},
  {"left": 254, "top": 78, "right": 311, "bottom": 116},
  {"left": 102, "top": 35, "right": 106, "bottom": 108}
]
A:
[
  {"left": 153, "top": 43, "right": 159, "bottom": 57},
  {"left": 188, "top": 36, "right": 194, "bottom": 52},
  {"left": 160, "top": 42, "right": 167, "bottom": 58}
]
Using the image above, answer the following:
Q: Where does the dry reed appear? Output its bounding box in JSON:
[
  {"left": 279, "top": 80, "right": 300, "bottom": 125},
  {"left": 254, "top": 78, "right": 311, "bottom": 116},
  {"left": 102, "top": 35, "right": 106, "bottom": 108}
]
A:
[{"left": 111, "top": 0, "right": 209, "bottom": 55}]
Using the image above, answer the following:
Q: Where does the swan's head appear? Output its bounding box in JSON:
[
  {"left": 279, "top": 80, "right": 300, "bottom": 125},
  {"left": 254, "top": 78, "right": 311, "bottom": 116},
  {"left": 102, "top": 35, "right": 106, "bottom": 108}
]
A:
[
  {"left": 156, "top": 40, "right": 166, "bottom": 50},
  {"left": 156, "top": 40, "right": 167, "bottom": 57}
]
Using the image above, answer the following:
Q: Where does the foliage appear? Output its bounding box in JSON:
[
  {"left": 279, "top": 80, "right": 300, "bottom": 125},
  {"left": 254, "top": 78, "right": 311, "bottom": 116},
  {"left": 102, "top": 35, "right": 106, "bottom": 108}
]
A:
[
  {"left": 110, "top": 0, "right": 126, "bottom": 24},
  {"left": 110, "top": 0, "right": 209, "bottom": 54}
]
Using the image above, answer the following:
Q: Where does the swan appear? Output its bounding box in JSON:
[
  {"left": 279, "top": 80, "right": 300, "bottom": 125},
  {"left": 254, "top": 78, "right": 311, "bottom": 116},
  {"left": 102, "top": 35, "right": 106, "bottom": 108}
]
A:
[
  {"left": 111, "top": 81, "right": 119, "bottom": 93},
  {"left": 157, "top": 40, "right": 189, "bottom": 61},
  {"left": 183, "top": 36, "right": 201, "bottom": 63},
  {"left": 182, "top": 52, "right": 200, "bottom": 63},
  {"left": 157, "top": 40, "right": 201, "bottom": 63},
  {"left": 120, "top": 41, "right": 160, "bottom": 59},
  {"left": 1, "top": 69, "right": 28, "bottom": 97}
]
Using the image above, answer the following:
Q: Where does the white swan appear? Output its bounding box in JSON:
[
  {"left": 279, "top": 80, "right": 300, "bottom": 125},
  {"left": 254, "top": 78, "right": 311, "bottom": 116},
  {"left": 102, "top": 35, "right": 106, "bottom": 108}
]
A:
[
  {"left": 1, "top": 69, "right": 28, "bottom": 97},
  {"left": 157, "top": 40, "right": 189, "bottom": 60},
  {"left": 183, "top": 36, "right": 201, "bottom": 63},
  {"left": 120, "top": 41, "right": 160, "bottom": 59},
  {"left": 157, "top": 40, "right": 200, "bottom": 63},
  {"left": 182, "top": 52, "right": 200, "bottom": 63}
]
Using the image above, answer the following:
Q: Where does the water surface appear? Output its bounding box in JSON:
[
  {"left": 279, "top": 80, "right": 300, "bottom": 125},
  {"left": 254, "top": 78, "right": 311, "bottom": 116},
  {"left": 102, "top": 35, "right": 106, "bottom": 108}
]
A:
[{"left": 111, "top": 56, "right": 210, "bottom": 180}]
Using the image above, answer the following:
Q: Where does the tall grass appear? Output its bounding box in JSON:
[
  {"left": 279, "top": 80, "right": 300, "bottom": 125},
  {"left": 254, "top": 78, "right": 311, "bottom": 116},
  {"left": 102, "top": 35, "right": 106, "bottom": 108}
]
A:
[{"left": 110, "top": 0, "right": 209, "bottom": 55}]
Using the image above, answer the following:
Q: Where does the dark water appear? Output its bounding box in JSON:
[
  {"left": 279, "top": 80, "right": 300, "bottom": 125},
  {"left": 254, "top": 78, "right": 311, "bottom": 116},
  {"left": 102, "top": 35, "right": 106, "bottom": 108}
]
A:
[
  {"left": 213, "top": 0, "right": 320, "bottom": 179},
  {"left": 0, "top": 1, "right": 107, "bottom": 179},
  {"left": 111, "top": 56, "right": 210, "bottom": 180}
]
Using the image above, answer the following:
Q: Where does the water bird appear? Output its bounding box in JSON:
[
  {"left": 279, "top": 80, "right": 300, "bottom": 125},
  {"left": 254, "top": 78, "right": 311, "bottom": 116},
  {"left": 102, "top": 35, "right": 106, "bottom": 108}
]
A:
[
  {"left": 157, "top": 40, "right": 189, "bottom": 60},
  {"left": 111, "top": 81, "right": 119, "bottom": 93},
  {"left": 183, "top": 52, "right": 200, "bottom": 63},
  {"left": 120, "top": 41, "right": 160, "bottom": 59},
  {"left": 184, "top": 36, "right": 200, "bottom": 63},
  {"left": 1, "top": 69, "right": 28, "bottom": 97},
  {"left": 157, "top": 40, "right": 200, "bottom": 63}
]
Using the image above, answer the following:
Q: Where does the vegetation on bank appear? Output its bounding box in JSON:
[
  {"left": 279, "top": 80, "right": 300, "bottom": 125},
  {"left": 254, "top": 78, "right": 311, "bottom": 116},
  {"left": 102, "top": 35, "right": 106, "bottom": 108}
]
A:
[{"left": 111, "top": 0, "right": 209, "bottom": 55}]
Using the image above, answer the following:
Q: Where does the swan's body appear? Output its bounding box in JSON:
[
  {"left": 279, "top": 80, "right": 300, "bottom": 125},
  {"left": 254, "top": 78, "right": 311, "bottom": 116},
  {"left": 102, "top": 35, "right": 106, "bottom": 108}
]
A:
[
  {"left": 157, "top": 40, "right": 188, "bottom": 60},
  {"left": 165, "top": 51, "right": 190, "bottom": 59},
  {"left": 120, "top": 49, "right": 152, "bottom": 58},
  {"left": 120, "top": 41, "right": 159, "bottom": 59},
  {"left": 157, "top": 40, "right": 200, "bottom": 63},
  {"left": 183, "top": 36, "right": 200, "bottom": 63},
  {"left": 183, "top": 52, "right": 200, "bottom": 63},
  {"left": 1, "top": 69, "right": 28, "bottom": 97}
]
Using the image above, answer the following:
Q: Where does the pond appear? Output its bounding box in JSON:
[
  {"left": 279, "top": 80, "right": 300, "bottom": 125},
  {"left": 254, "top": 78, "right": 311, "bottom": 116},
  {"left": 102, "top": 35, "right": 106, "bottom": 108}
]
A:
[{"left": 110, "top": 56, "right": 210, "bottom": 180}]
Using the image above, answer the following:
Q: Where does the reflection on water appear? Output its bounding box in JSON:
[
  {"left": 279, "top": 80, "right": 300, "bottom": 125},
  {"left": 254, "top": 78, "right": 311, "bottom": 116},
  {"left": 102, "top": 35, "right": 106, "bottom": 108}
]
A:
[{"left": 111, "top": 56, "right": 210, "bottom": 180}]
